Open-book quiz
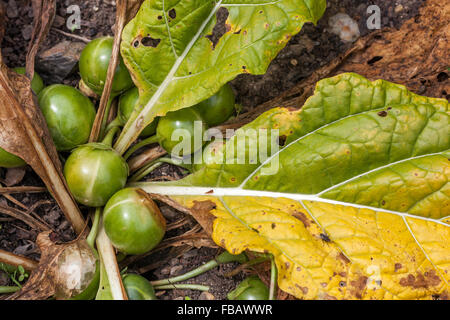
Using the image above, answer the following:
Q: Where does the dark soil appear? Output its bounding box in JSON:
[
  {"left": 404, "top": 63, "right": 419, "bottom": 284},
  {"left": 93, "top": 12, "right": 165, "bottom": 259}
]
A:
[{"left": 0, "top": 0, "right": 425, "bottom": 299}]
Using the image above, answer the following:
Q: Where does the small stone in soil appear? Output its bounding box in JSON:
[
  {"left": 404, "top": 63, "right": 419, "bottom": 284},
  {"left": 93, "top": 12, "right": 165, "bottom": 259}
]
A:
[
  {"left": 170, "top": 265, "right": 183, "bottom": 276},
  {"left": 198, "top": 292, "right": 215, "bottom": 300},
  {"left": 21, "top": 25, "right": 33, "bottom": 41},
  {"left": 36, "top": 40, "right": 85, "bottom": 83},
  {"left": 6, "top": 0, "right": 18, "bottom": 18}
]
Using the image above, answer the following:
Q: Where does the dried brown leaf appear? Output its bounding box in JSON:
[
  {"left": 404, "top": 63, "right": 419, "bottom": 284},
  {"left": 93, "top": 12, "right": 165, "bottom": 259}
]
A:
[
  {"left": 6, "top": 232, "right": 65, "bottom": 300},
  {"left": 0, "top": 248, "right": 38, "bottom": 271},
  {"left": 0, "top": 1, "right": 85, "bottom": 233},
  {"left": 128, "top": 145, "right": 167, "bottom": 173},
  {"left": 337, "top": 0, "right": 449, "bottom": 99},
  {"left": 6, "top": 231, "right": 96, "bottom": 300},
  {"left": 0, "top": 201, "right": 49, "bottom": 231},
  {"left": 26, "top": 0, "right": 56, "bottom": 79}
]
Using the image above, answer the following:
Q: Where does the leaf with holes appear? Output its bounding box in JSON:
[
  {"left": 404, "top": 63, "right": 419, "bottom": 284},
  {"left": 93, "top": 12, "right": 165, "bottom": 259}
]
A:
[
  {"left": 115, "top": 0, "right": 327, "bottom": 154},
  {"left": 132, "top": 73, "right": 450, "bottom": 299}
]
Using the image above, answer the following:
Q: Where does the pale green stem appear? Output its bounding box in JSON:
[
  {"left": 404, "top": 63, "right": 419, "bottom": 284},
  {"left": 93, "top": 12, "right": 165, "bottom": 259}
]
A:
[
  {"left": 151, "top": 260, "right": 219, "bottom": 287},
  {"left": 123, "top": 135, "right": 159, "bottom": 160},
  {"left": 153, "top": 284, "right": 210, "bottom": 292},
  {"left": 128, "top": 157, "right": 190, "bottom": 182},
  {"left": 105, "top": 117, "right": 123, "bottom": 133},
  {"left": 99, "top": 96, "right": 115, "bottom": 141},
  {"left": 87, "top": 207, "right": 101, "bottom": 250},
  {"left": 0, "top": 286, "right": 20, "bottom": 294},
  {"left": 101, "top": 126, "right": 120, "bottom": 147},
  {"left": 128, "top": 161, "right": 163, "bottom": 182}
]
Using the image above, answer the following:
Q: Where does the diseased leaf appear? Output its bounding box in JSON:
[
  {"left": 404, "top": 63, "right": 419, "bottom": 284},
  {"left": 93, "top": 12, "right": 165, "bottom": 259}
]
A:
[
  {"left": 170, "top": 196, "right": 449, "bottom": 300},
  {"left": 133, "top": 73, "right": 450, "bottom": 299},
  {"left": 115, "top": 0, "right": 327, "bottom": 154}
]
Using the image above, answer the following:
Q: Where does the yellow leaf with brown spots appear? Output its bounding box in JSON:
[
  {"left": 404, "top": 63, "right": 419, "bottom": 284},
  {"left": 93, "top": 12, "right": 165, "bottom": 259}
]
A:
[{"left": 169, "top": 195, "right": 449, "bottom": 300}]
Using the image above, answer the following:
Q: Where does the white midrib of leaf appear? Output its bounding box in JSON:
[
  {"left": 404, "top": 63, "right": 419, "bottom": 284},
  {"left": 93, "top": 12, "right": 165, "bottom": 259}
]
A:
[
  {"left": 138, "top": 184, "right": 450, "bottom": 227},
  {"left": 114, "top": 0, "right": 225, "bottom": 154}
]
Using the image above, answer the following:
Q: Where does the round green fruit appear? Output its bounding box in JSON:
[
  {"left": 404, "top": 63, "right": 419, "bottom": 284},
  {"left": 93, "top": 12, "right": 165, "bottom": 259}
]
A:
[
  {"left": 156, "top": 107, "right": 207, "bottom": 157},
  {"left": 38, "top": 84, "right": 96, "bottom": 151},
  {"left": 79, "top": 36, "right": 133, "bottom": 96},
  {"left": 122, "top": 273, "right": 157, "bottom": 300},
  {"left": 193, "top": 84, "right": 236, "bottom": 126},
  {"left": 63, "top": 143, "right": 128, "bottom": 207},
  {"left": 227, "top": 276, "right": 269, "bottom": 300},
  {"left": 103, "top": 188, "right": 166, "bottom": 255},
  {"left": 14, "top": 67, "right": 45, "bottom": 95}
]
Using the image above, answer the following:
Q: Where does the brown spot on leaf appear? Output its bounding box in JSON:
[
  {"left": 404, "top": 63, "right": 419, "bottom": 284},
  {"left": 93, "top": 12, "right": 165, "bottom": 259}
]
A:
[
  {"left": 295, "top": 284, "right": 308, "bottom": 295},
  {"left": 394, "top": 263, "right": 402, "bottom": 272},
  {"left": 141, "top": 36, "right": 161, "bottom": 48},
  {"left": 337, "top": 252, "right": 351, "bottom": 264},
  {"left": 399, "top": 270, "right": 441, "bottom": 289},
  {"left": 271, "top": 223, "right": 276, "bottom": 229},
  {"left": 350, "top": 276, "right": 368, "bottom": 299},
  {"left": 377, "top": 110, "right": 388, "bottom": 117},
  {"left": 205, "top": 7, "right": 230, "bottom": 50},
  {"left": 292, "top": 211, "right": 311, "bottom": 227}
]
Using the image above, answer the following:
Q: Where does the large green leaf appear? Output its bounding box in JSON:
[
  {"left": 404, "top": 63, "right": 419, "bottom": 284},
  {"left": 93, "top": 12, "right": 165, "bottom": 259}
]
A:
[
  {"left": 115, "top": 0, "right": 327, "bottom": 154},
  {"left": 132, "top": 73, "right": 449, "bottom": 299},
  {"left": 137, "top": 73, "right": 449, "bottom": 219}
]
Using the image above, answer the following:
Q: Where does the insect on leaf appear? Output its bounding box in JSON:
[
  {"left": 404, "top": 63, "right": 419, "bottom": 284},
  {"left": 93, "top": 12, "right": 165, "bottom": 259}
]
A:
[{"left": 133, "top": 73, "right": 450, "bottom": 299}]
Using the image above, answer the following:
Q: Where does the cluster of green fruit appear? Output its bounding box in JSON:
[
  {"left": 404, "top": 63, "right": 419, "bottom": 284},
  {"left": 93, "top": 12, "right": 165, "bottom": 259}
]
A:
[
  {"left": 1, "top": 36, "right": 236, "bottom": 256},
  {"left": 2, "top": 37, "right": 251, "bottom": 300}
]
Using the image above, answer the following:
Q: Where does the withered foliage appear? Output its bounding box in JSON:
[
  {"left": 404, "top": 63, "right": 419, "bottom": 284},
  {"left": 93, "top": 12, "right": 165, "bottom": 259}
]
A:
[{"left": 0, "top": 0, "right": 85, "bottom": 233}]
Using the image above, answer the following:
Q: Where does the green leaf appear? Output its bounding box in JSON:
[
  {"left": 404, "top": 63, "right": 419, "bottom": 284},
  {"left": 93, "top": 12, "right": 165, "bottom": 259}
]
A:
[
  {"left": 131, "top": 73, "right": 450, "bottom": 299},
  {"left": 137, "top": 73, "right": 449, "bottom": 219},
  {"left": 115, "top": 0, "right": 327, "bottom": 154},
  {"left": 95, "top": 259, "right": 113, "bottom": 300}
]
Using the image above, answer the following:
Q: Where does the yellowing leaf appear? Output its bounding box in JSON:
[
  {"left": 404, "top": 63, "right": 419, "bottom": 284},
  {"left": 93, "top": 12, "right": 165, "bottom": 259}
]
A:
[{"left": 171, "top": 195, "right": 449, "bottom": 300}]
